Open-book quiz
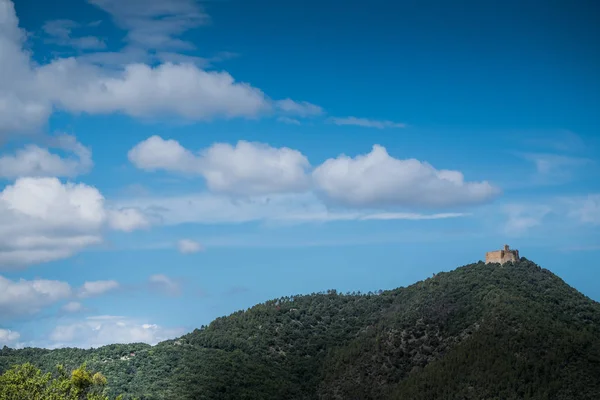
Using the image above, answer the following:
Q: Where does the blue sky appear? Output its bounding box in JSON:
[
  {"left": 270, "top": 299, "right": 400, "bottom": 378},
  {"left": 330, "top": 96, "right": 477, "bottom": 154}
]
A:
[{"left": 0, "top": 0, "right": 599, "bottom": 348}]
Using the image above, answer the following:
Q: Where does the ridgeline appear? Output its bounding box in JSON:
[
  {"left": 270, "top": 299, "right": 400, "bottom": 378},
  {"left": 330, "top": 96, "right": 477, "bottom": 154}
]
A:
[{"left": 2, "top": 259, "right": 599, "bottom": 399}]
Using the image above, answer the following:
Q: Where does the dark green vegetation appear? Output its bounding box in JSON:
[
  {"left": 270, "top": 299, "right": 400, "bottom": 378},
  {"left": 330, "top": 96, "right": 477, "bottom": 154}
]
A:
[
  {"left": 2, "top": 259, "right": 600, "bottom": 399},
  {"left": 0, "top": 362, "right": 119, "bottom": 400}
]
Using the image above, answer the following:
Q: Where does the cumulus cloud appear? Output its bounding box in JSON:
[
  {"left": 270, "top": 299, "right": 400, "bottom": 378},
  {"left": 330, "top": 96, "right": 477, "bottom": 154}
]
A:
[
  {"left": 38, "top": 60, "right": 271, "bottom": 120},
  {"left": 49, "top": 315, "right": 184, "bottom": 348},
  {"left": 0, "top": 275, "right": 72, "bottom": 317},
  {"left": 312, "top": 145, "right": 499, "bottom": 208},
  {"left": 0, "top": 328, "right": 20, "bottom": 346},
  {"left": 199, "top": 141, "right": 311, "bottom": 196},
  {"left": 128, "top": 135, "right": 196, "bottom": 172},
  {"left": 129, "top": 136, "right": 311, "bottom": 196},
  {"left": 0, "top": 0, "right": 52, "bottom": 137},
  {"left": 78, "top": 280, "right": 119, "bottom": 298},
  {"left": 275, "top": 99, "right": 323, "bottom": 117},
  {"left": 0, "top": 134, "right": 92, "bottom": 178},
  {"left": 148, "top": 274, "right": 181, "bottom": 296},
  {"left": 0, "top": 177, "right": 147, "bottom": 269},
  {"left": 1, "top": 0, "right": 311, "bottom": 140},
  {"left": 328, "top": 116, "right": 406, "bottom": 129},
  {"left": 177, "top": 239, "right": 203, "bottom": 254}
]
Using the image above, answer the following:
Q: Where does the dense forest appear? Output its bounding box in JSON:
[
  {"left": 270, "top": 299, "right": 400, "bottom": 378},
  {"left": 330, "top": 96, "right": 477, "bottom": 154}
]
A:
[{"left": 2, "top": 259, "right": 600, "bottom": 399}]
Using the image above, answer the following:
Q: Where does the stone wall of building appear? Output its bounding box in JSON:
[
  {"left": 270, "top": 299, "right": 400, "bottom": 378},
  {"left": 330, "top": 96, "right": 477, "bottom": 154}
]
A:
[{"left": 485, "top": 245, "right": 519, "bottom": 264}]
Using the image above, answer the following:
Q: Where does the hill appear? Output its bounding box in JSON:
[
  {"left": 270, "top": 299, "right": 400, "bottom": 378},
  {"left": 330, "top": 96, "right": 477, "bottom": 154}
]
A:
[{"left": 2, "top": 258, "right": 600, "bottom": 399}]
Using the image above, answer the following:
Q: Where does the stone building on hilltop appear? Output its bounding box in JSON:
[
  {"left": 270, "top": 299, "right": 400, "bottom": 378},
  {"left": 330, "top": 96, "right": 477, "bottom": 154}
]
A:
[{"left": 485, "top": 244, "right": 520, "bottom": 264}]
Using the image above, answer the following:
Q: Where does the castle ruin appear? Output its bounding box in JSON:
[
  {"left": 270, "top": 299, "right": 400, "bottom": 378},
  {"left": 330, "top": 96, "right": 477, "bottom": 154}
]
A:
[{"left": 485, "top": 244, "right": 520, "bottom": 264}]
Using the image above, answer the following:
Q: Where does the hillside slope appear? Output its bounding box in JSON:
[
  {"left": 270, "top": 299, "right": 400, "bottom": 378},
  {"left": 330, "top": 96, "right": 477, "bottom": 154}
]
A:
[{"left": 2, "top": 259, "right": 599, "bottom": 399}]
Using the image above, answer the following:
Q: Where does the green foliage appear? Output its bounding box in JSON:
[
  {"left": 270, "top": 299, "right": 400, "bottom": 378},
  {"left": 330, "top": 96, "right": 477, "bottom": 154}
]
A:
[
  {"left": 0, "top": 362, "right": 120, "bottom": 400},
  {"left": 2, "top": 259, "right": 599, "bottom": 399}
]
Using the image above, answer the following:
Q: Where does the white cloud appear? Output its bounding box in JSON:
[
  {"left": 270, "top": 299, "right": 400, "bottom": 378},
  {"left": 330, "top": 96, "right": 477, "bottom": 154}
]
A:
[
  {"left": 78, "top": 280, "right": 119, "bottom": 298},
  {"left": 88, "top": 0, "right": 210, "bottom": 51},
  {"left": 62, "top": 301, "right": 84, "bottom": 313},
  {"left": 525, "top": 153, "right": 590, "bottom": 175},
  {"left": 148, "top": 274, "right": 181, "bottom": 296},
  {"left": 1, "top": 0, "right": 312, "bottom": 140},
  {"left": 0, "top": 328, "right": 20, "bottom": 346},
  {"left": 116, "top": 191, "right": 468, "bottom": 226},
  {"left": 0, "top": 275, "right": 72, "bottom": 317},
  {"left": 108, "top": 208, "right": 151, "bottom": 232},
  {"left": 38, "top": 60, "right": 271, "bottom": 121},
  {"left": 128, "top": 135, "right": 197, "bottom": 172},
  {"left": 49, "top": 315, "right": 184, "bottom": 348},
  {"left": 502, "top": 204, "right": 552, "bottom": 236},
  {"left": 498, "top": 195, "right": 600, "bottom": 237},
  {"left": 0, "top": 177, "right": 105, "bottom": 268},
  {"left": 0, "top": 0, "right": 52, "bottom": 137},
  {"left": 177, "top": 239, "right": 203, "bottom": 254},
  {"left": 277, "top": 116, "right": 301, "bottom": 125},
  {"left": 0, "top": 177, "right": 146, "bottom": 269},
  {"left": 519, "top": 152, "right": 593, "bottom": 184},
  {"left": 42, "top": 19, "right": 106, "bottom": 50},
  {"left": 312, "top": 145, "right": 499, "bottom": 208},
  {"left": 275, "top": 99, "right": 323, "bottom": 117},
  {"left": 129, "top": 136, "right": 311, "bottom": 196},
  {"left": 199, "top": 141, "right": 311, "bottom": 196},
  {"left": 328, "top": 116, "right": 406, "bottom": 129},
  {"left": 357, "top": 212, "right": 467, "bottom": 221},
  {"left": 566, "top": 194, "right": 600, "bottom": 225},
  {"left": 0, "top": 134, "right": 92, "bottom": 179}
]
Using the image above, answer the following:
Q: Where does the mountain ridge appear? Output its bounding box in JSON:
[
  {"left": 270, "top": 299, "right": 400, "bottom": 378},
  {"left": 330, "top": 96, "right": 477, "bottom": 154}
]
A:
[{"left": 2, "top": 258, "right": 600, "bottom": 399}]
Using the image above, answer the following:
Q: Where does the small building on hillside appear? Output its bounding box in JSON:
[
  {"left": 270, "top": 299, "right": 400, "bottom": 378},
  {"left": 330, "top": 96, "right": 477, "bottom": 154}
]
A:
[{"left": 485, "top": 245, "right": 519, "bottom": 264}]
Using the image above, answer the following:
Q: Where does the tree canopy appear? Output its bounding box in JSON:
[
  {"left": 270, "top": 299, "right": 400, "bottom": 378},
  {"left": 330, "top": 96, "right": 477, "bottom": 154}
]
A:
[{"left": 0, "top": 362, "right": 124, "bottom": 400}]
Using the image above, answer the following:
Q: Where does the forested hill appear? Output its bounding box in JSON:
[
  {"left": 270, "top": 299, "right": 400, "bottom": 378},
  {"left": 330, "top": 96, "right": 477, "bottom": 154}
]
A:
[{"left": 2, "top": 258, "right": 600, "bottom": 399}]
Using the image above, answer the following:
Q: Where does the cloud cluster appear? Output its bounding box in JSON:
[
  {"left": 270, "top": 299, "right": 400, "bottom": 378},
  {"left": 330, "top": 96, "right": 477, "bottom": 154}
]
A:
[
  {"left": 49, "top": 315, "right": 184, "bottom": 348},
  {"left": 39, "top": 60, "right": 271, "bottom": 120},
  {"left": 0, "top": 0, "right": 52, "bottom": 137},
  {"left": 0, "top": 134, "right": 92, "bottom": 179},
  {"left": 129, "top": 136, "right": 312, "bottom": 196},
  {"left": 0, "top": 275, "right": 71, "bottom": 317},
  {"left": 0, "top": 328, "right": 20, "bottom": 346},
  {"left": 128, "top": 137, "right": 499, "bottom": 209},
  {"left": 313, "top": 145, "right": 499, "bottom": 208},
  {"left": 0, "top": 177, "right": 149, "bottom": 269},
  {"left": 116, "top": 192, "right": 469, "bottom": 227},
  {"left": 0, "top": 0, "right": 322, "bottom": 140},
  {"left": 0, "top": 275, "right": 124, "bottom": 318}
]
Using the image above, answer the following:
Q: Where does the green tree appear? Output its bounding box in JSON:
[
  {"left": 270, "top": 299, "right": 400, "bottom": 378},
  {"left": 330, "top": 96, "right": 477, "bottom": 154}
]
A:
[{"left": 0, "top": 362, "right": 123, "bottom": 400}]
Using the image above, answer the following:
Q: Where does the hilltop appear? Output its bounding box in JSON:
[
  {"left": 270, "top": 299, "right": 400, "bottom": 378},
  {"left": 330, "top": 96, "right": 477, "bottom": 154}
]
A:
[{"left": 2, "top": 258, "right": 600, "bottom": 399}]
